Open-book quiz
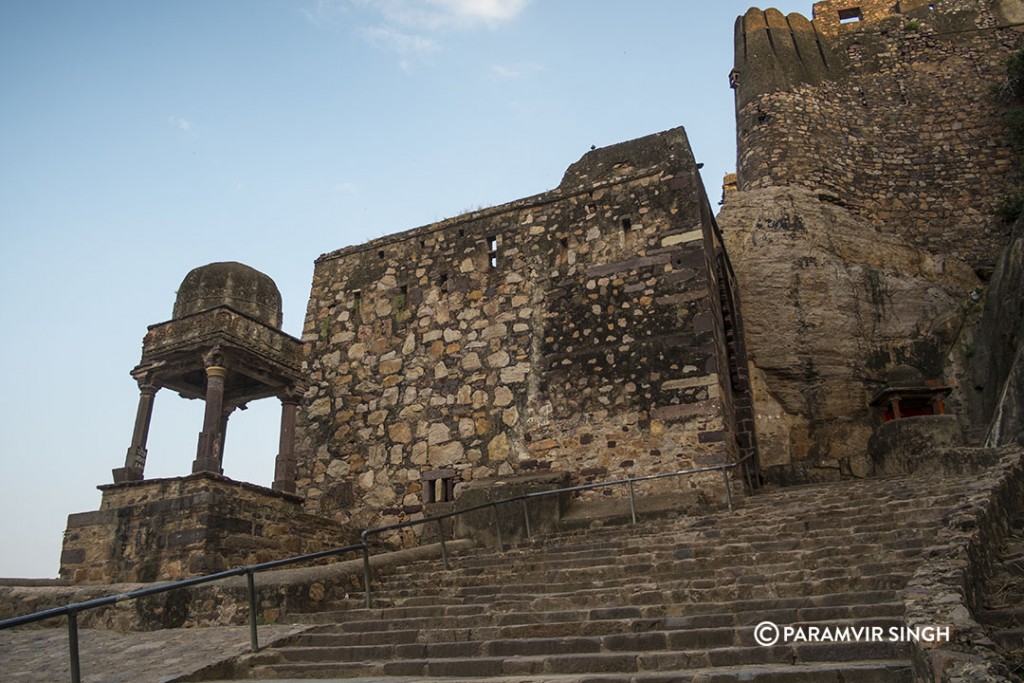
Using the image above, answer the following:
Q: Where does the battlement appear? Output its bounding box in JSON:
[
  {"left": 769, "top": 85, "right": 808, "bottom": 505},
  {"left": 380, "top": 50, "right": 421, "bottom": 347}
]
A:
[
  {"left": 734, "top": 1, "right": 1018, "bottom": 108},
  {"left": 811, "top": 0, "right": 936, "bottom": 34},
  {"left": 733, "top": 0, "right": 1024, "bottom": 271}
]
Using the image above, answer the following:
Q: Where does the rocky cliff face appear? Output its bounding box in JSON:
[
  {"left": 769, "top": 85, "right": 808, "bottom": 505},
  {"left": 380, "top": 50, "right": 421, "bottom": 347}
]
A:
[
  {"left": 717, "top": 187, "right": 980, "bottom": 481},
  {"left": 969, "top": 214, "right": 1024, "bottom": 446}
]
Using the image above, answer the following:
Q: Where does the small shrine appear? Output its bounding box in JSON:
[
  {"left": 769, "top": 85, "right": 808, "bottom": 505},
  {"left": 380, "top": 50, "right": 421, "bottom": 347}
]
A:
[
  {"left": 867, "top": 364, "right": 960, "bottom": 476},
  {"left": 869, "top": 364, "right": 952, "bottom": 423}
]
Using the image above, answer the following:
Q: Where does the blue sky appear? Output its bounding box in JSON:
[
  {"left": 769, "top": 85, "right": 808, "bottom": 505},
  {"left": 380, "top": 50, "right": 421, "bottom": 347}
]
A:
[{"left": 0, "top": 0, "right": 810, "bottom": 578}]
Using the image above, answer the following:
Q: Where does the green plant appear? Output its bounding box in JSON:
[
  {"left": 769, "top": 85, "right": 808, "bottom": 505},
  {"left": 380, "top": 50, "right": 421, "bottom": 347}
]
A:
[
  {"left": 1007, "top": 50, "right": 1024, "bottom": 101},
  {"left": 994, "top": 50, "right": 1024, "bottom": 102},
  {"left": 1005, "top": 108, "right": 1024, "bottom": 150},
  {"left": 904, "top": 19, "right": 922, "bottom": 31},
  {"left": 996, "top": 194, "right": 1024, "bottom": 223}
]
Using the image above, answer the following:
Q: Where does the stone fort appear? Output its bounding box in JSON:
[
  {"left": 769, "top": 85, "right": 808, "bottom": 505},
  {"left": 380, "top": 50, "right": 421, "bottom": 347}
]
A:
[
  {"left": 17, "top": 1, "right": 1024, "bottom": 679},
  {"left": 57, "top": 0, "right": 1024, "bottom": 581}
]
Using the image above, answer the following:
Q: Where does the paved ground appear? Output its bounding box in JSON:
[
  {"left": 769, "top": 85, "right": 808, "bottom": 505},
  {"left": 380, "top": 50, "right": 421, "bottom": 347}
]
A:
[{"left": 0, "top": 624, "right": 309, "bottom": 683}]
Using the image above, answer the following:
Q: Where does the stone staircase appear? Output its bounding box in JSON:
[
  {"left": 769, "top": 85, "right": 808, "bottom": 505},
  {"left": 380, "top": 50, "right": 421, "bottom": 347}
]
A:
[
  {"left": 978, "top": 509, "right": 1024, "bottom": 678},
  {"left": 208, "top": 475, "right": 975, "bottom": 682}
]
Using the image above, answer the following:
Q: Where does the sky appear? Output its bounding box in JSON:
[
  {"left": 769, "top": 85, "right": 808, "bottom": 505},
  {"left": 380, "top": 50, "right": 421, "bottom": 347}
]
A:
[{"left": 0, "top": 0, "right": 812, "bottom": 579}]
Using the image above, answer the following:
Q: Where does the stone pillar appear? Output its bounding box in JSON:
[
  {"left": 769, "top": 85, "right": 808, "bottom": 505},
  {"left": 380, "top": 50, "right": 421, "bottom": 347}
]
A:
[
  {"left": 216, "top": 407, "right": 236, "bottom": 465},
  {"left": 272, "top": 391, "right": 301, "bottom": 494},
  {"left": 113, "top": 383, "right": 159, "bottom": 483},
  {"left": 193, "top": 364, "right": 228, "bottom": 475}
]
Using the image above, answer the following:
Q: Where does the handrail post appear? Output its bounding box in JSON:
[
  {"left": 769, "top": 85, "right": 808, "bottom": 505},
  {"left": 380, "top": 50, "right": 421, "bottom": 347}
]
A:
[
  {"left": 435, "top": 518, "right": 449, "bottom": 570},
  {"left": 491, "top": 504, "right": 504, "bottom": 552},
  {"left": 67, "top": 610, "right": 81, "bottom": 683},
  {"left": 246, "top": 570, "right": 259, "bottom": 652},
  {"left": 723, "top": 469, "right": 733, "bottom": 512},
  {"left": 521, "top": 499, "right": 532, "bottom": 539},
  {"left": 362, "top": 542, "right": 373, "bottom": 609},
  {"left": 628, "top": 480, "right": 638, "bottom": 525}
]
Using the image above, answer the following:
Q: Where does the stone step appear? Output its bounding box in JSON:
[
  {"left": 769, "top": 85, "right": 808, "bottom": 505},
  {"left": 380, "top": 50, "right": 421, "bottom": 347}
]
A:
[
  {"left": 976, "top": 606, "right": 1024, "bottom": 629},
  {"left": 245, "top": 640, "right": 909, "bottom": 679},
  {"left": 295, "top": 591, "right": 904, "bottom": 630},
  {"left": 376, "top": 550, "right": 923, "bottom": 592},
  {"left": 367, "top": 574, "right": 914, "bottom": 613},
  {"left": 494, "top": 507, "right": 951, "bottom": 551},
  {"left": 228, "top": 659, "right": 914, "bottom": 682},
  {"left": 373, "top": 565, "right": 914, "bottom": 605},
  {"left": 379, "top": 537, "right": 931, "bottom": 587},
  {"left": 285, "top": 615, "right": 903, "bottom": 651},
  {"left": 450, "top": 527, "right": 935, "bottom": 562}
]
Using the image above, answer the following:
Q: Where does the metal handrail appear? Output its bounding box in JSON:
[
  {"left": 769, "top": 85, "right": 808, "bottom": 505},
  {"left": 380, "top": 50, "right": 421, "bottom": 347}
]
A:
[
  {"left": 0, "top": 455, "right": 756, "bottom": 683},
  {"left": 359, "top": 458, "right": 756, "bottom": 607}
]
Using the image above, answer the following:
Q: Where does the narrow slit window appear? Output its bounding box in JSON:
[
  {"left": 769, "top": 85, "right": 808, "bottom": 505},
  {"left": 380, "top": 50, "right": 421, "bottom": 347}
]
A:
[
  {"left": 422, "top": 469, "right": 456, "bottom": 504},
  {"left": 487, "top": 236, "right": 498, "bottom": 269},
  {"left": 353, "top": 290, "right": 362, "bottom": 313},
  {"left": 377, "top": 249, "right": 385, "bottom": 260},
  {"left": 397, "top": 284, "right": 408, "bottom": 310},
  {"left": 622, "top": 217, "right": 634, "bottom": 243},
  {"left": 838, "top": 7, "right": 863, "bottom": 23}
]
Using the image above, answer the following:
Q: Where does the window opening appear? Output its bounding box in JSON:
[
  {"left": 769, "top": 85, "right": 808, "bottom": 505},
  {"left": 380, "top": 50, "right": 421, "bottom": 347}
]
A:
[
  {"left": 838, "top": 7, "right": 863, "bottom": 23},
  {"left": 622, "top": 217, "right": 635, "bottom": 244},
  {"left": 422, "top": 469, "right": 457, "bottom": 504},
  {"left": 487, "top": 236, "right": 498, "bottom": 269}
]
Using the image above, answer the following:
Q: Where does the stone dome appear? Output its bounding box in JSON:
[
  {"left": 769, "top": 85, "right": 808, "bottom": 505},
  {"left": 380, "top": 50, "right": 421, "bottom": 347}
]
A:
[
  {"left": 172, "top": 262, "right": 283, "bottom": 329},
  {"left": 885, "top": 364, "right": 926, "bottom": 388}
]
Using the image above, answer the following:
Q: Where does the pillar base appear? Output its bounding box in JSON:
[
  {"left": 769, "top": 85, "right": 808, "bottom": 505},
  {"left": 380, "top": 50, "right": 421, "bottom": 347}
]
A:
[
  {"left": 272, "top": 479, "right": 296, "bottom": 494},
  {"left": 112, "top": 467, "right": 143, "bottom": 484}
]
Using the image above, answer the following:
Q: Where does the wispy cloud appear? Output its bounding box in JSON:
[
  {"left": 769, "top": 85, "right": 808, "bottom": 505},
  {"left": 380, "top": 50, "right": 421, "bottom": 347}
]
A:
[
  {"left": 364, "top": 0, "right": 530, "bottom": 31},
  {"left": 334, "top": 180, "right": 358, "bottom": 195},
  {"left": 167, "top": 116, "right": 194, "bottom": 133},
  {"left": 359, "top": 25, "right": 440, "bottom": 57},
  {"left": 307, "top": 0, "right": 531, "bottom": 67},
  {"left": 489, "top": 61, "right": 543, "bottom": 80},
  {"left": 300, "top": 0, "right": 350, "bottom": 29},
  {"left": 426, "top": 0, "right": 531, "bottom": 29}
]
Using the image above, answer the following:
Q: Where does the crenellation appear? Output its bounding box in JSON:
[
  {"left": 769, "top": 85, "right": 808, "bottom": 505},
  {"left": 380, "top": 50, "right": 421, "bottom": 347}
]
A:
[{"left": 734, "top": 1, "right": 1023, "bottom": 272}]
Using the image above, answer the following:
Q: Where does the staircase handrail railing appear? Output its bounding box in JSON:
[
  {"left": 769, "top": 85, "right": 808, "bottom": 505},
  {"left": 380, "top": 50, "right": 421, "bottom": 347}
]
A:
[{"left": 0, "top": 454, "right": 755, "bottom": 683}]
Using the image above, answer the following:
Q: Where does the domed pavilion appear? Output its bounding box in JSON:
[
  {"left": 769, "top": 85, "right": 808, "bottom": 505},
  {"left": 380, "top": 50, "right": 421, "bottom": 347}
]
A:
[{"left": 113, "top": 262, "right": 304, "bottom": 492}]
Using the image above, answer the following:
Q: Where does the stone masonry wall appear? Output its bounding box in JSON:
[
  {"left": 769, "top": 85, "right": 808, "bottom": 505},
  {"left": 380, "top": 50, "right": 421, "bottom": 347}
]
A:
[
  {"left": 60, "top": 474, "right": 353, "bottom": 584},
  {"left": 295, "top": 128, "right": 753, "bottom": 537},
  {"left": 734, "top": 0, "right": 1024, "bottom": 273}
]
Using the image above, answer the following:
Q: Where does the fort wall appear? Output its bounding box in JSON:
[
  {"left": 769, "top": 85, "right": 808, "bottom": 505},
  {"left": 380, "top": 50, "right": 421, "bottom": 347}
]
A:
[
  {"left": 294, "top": 129, "right": 756, "bottom": 535},
  {"left": 733, "top": 0, "right": 1024, "bottom": 272}
]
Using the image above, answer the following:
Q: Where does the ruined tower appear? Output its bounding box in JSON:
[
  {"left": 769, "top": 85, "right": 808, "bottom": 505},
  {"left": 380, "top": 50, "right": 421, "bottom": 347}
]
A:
[
  {"left": 719, "top": 0, "right": 1024, "bottom": 481},
  {"left": 294, "top": 128, "right": 757, "bottom": 534}
]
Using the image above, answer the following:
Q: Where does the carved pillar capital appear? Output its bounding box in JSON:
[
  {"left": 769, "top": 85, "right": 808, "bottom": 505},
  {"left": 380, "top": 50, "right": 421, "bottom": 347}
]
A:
[{"left": 202, "top": 344, "right": 225, "bottom": 369}]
